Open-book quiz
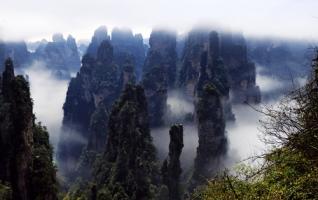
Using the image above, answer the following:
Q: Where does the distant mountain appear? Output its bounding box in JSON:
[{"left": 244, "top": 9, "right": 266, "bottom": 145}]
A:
[
  {"left": 0, "top": 41, "right": 30, "bottom": 72},
  {"left": 32, "top": 33, "right": 81, "bottom": 78}
]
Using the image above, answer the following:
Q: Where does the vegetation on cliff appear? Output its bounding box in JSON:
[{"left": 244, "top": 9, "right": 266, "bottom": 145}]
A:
[
  {"left": 0, "top": 58, "right": 57, "bottom": 200},
  {"left": 192, "top": 54, "right": 318, "bottom": 199}
]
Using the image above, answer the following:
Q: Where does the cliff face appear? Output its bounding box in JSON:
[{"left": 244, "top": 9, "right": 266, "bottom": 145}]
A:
[
  {"left": 220, "top": 33, "right": 261, "bottom": 103},
  {"left": 58, "top": 40, "right": 119, "bottom": 175},
  {"left": 86, "top": 26, "right": 110, "bottom": 58},
  {"left": 179, "top": 29, "right": 208, "bottom": 97},
  {"left": 179, "top": 30, "right": 260, "bottom": 105},
  {"left": 142, "top": 30, "right": 177, "bottom": 127},
  {"left": 94, "top": 84, "right": 157, "bottom": 199},
  {"left": 58, "top": 27, "right": 146, "bottom": 179},
  {"left": 144, "top": 30, "right": 177, "bottom": 88},
  {"left": 161, "top": 124, "right": 184, "bottom": 200},
  {"left": 0, "top": 58, "right": 57, "bottom": 200},
  {"left": 190, "top": 83, "right": 227, "bottom": 190},
  {"left": 179, "top": 30, "right": 235, "bottom": 120},
  {"left": 111, "top": 28, "right": 146, "bottom": 80},
  {"left": 0, "top": 58, "right": 33, "bottom": 200}
]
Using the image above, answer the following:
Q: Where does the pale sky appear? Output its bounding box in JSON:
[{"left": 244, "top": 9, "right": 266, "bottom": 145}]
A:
[{"left": 1, "top": 0, "right": 318, "bottom": 41}]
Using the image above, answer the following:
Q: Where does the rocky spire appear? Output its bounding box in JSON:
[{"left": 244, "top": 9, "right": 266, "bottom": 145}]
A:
[
  {"left": 144, "top": 29, "right": 177, "bottom": 88},
  {"left": 58, "top": 40, "right": 119, "bottom": 177},
  {"left": 190, "top": 83, "right": 227, "bottom": 190},
  {"left": 0, "top": 59, "right": 57, "bottom": 200},
  {"left": 66, "top": 35, "right": 81, "bottom": 71},
  {"left": 220, "top": 32, "right": 261, "bottom": 103},
  {"left": 178, "top": 28, "right": 208, "bottom": 98},
  {"left": 94, "top": 84, "right": 157, "bottom": 199},
  {"left": 2, "top": 58, "right": 15, "bottom": 95},
  {"left": 161, "top": 124, "right": 184, "bottom": 200},
  {"left": 111, "top": 27, "right": 145, "bottom": 80},
  {"left": 86, "top": 26, "right": 109, "bottom": 58},
  {"left": 142, "top": 29, "right": 177, "bottom": 127},
  {"left": 179, "top": 30, "right": 235, "bottom": 120},
  {"left": 0, "top": 57, "right": 32, "bottom": 200}
]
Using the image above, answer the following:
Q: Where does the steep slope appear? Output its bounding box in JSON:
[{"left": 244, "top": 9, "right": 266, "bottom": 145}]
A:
[
  {"left": 142, "top": 29, "right": 177, "bottom": 127},
  {"left": 111, "top": 27, "right": 146, "bottom": 80},
  {"left": 0, "top": 58, "right": 57, "bottom": 200},
  {"left": 189, "top": 83, "right": 227, "bottom": 191},
  {"left": 58, "top": 40, "right": 119, "bottom": 177},
  {"left": 93, "top": 84, "right": 158, "bottom": 199},
  {"left": 161, "top": 124, "right": 184, "bottom": 200},
  {"left": 179, "top": 30, "right": 235, "bottom": 120}
]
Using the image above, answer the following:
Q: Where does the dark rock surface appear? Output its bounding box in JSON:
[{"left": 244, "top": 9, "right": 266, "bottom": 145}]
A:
[
  {"left": 142, "top": 29, "right": 177, "bottom": 127},
  {"left": 179, "top": 29, "right": 235, "bottom": 120},
  {"left": 161, "top": 124, "right": 184, "bottom": 200},
  {"left": 220, "top": 33, "right": 261, "bottom": 103},
  {"left": 0, "top": 58, "right": 57, "bottom": 200},
  {"left": 57, "top": 40, "right": 119, "bottom": 176},
  {"left": 86, "top": 26, "right": 109, "bottom": 58},
  {"left": 190, "top": 83, "right": 227, "bottom": 190},
  {"left": 94, "top": 84, "right": 157, "bottom": 199},
  {"left": 111, "top": 27, "right": 146, "bottom": 80}
]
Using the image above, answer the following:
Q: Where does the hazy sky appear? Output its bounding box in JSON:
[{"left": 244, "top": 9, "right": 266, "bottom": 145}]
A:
[{"left": 1, "top": 0, "right": 318, "bottom": 41}]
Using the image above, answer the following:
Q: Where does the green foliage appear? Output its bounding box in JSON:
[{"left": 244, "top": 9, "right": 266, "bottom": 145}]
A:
[
  {"left": 0, "top": 183, "right": 12, "bottom": 200},
  {"left": 63, "top": 178, "right": 92, "bottom": 200},
  {"left": 30, "top": 123, "right": 58, "bottom": 200},
  {"left": 192, "top": 55, "right": 318, "bottom": 200},
  {"left": 92, "top": 85, "right": 159, "bottom": 200},
  {"left": 0, "top": 62, "right": 58, "bottom": 200},
  {"left": 193, "top": 148, "right": 318, "bottom": 200}
]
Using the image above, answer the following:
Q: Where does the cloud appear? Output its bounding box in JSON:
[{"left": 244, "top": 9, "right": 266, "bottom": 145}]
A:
[
  {"left": 22, "top": 61, "right": 69, "bottom": 149},
  {"left": 226, "top": 105, "right": 266, "bottom": 164},
  {"left": 257, "top": 73, "right": 285, "bottom": 93},
  {"left": 1, "top": 0, "right": 318, "bottom": 41}
]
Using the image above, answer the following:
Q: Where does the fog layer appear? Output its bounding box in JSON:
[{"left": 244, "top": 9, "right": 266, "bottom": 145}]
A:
[{"left": 23, "top": 61, "right": 68, "bottom": 148}]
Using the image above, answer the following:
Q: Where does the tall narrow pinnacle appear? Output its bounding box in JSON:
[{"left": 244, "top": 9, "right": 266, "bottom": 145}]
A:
[
  {"left": 162, "top": 124, "right": 184, "bottom": 200},
  {"left": 2, "top": 58, "right": 15, "bottom": 97},
  {"left": 2, "top": 58, "right": 14, "bottom": 82},
  {"left": 190, "top": 83, "right": 227, "bottom": 191}
]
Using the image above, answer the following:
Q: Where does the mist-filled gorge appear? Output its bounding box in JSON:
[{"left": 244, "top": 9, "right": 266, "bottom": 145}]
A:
[
  {"left": 23, "top": 61, "right": 69, "bottom": 148},
  {"left": 1, "top": 1, "right": 318, "bottom": 200}
]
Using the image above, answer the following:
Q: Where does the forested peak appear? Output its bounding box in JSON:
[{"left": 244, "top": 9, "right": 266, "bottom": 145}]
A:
[
  {"left": 0, "top": 59, "right": 57, "bottom": 200},
  {"left": 109, "top": 84, "right": 149, "bottom": 122},
  {"left": 94, "top": 84, "right": 157, "bottom": 199}
]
